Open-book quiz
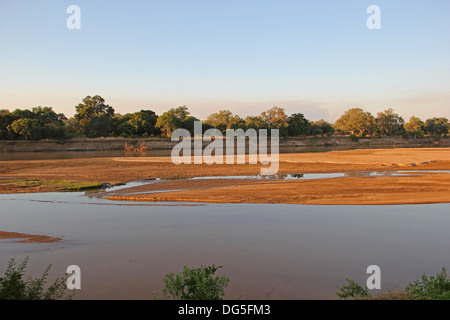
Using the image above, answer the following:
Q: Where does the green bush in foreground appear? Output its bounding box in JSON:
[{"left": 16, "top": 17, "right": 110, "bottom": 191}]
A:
[
  {"left": 0, "top": 256, "right": 73, "bottom": 300},
  {"left": 336, "top": 267, "right": 450, "bottom": 300},
  {"left": 335, "top": 278, "right": 371, "bottom": 300},
  {"left": 405, "top": 267, "right": 450, "bottom": 300},
  {"left": 156, "top": 264, "right": 230, "bottom": 300}
]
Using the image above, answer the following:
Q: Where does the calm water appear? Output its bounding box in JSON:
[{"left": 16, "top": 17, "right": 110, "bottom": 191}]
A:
[
  {"left": 0, "top": 144, "right": 438, "bottom": 161},
  {"left": 1, "top": 187, "right": 449, "bottom": 299}
]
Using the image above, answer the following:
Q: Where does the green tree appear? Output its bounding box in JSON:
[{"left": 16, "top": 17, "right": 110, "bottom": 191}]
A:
[
  {"left": 170, "top": 106, "right": 190, "bottom": 120},
  {"left": 404, "top": 116, "right": 424, "bottom": 139},
  {"left": 156, "top": 112, "right": 179, "bottom": 137},
  {"left": 0, "top": 109, "right": 15, "bottom": 139},
  {"left": 260, "top": 107, "right": 289, "bottom": 137},
  {"left": 133, "top": 110, "right": 158, "bottom": 135},
  {"left": 376, "top": 108, "right": 405, "bottom": 136},
  {"left": 2, "top": 108, "right": 67, "bottom": 140},
  {"left": 63, "top": 117, "right": 81, "bottom": 138},
  {"left": 159, "top": 265, "right": 230, "bottom": 300},
  {"left": 405, "top": 267, "right": 450, "bottom": 300},
  {"left": 8, "top": 118, "right": 40, "bottom": 141},
  {"left": 310, "top": 119, "right": 334, "bottom": 136},
  {"left": 11, "top": 108, "right": 35, "bottom": 120},
  {"left": 182, "top": 115, "right": 201, "bottom": 135},
  {"left": 336, "top": 267, "right": 450, "bottom": 300},
  {"left": 334, "top": 108, "right": 375, "bottom": 136},
  {"left": 287, "top": 113, "right": 310, "bottom": 136},
  {"left": 32, "top": 106, "right": 67, "bottom": 139},
  {"left": 0, "top": 256, "right": 73, "bottom": 300},
  {"left": 244, "top": 115, "right": 268, "bottom": 130},
  {"left": 205, "top": 110, "right": 245, "bottom": 133},
  {"left": 74, "top": 95, "right": 115, "bottom": 137},
  {"left": 425, "top": 117, "right": 449, "bottom": 135},
  {"left": 335, "top": 278, "right": 371, "bottom": 300},
  {"left": 156, "top": 106, "right": 194, "bottom": 137},
  {"left": 116, "top": 110, "right": 158, "bottom": 137}
]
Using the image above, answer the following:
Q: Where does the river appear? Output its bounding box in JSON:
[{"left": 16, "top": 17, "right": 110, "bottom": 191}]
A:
[
  {"left": 0, "top": 143, "right": 438, "bottom": 161},
  {"left": 1, "top": 179, "right": 449, "bottom": 299}
]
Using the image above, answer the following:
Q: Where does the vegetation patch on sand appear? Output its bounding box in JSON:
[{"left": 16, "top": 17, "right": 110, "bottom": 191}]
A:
[{"left": 0, "top": 179, "right": 104, "bottom": 194}]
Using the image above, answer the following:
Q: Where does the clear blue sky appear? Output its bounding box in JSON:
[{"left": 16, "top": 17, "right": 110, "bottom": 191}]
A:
[{"left": 1, "top": 0, "right": 449, "bottom": 122}]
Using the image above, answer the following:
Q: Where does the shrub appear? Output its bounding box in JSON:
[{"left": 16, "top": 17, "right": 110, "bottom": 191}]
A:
[
  {"left": 0, "top": 256, "right": 73, "bottom": 300},
  {"left": 157, "top": 264, "right": 230, "bottom": 300},
  {"left": 405, "top": 267, "right": 450, "bottom": 300},
  {"left": 336, "top": 267, "right": 450, "bottom": 300},
  {"left": 335, "top": 278, "right": 371, "bottom": 300},
  {"left": 349, "top": 134, "right": 359, "bottom": 142}
]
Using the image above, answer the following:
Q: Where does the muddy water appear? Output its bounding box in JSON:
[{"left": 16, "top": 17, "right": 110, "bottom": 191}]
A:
[
  {"left": 0, "top": 144, "right": 438, "bottom": 161},
  {"left": 1, "top": 188, "right": 449, "bottom": 299}
]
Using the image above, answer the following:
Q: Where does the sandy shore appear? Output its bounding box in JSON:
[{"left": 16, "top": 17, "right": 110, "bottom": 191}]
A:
[
  {"left": 104, "top": 172, "right": 450, "bottom": 205},
  {"left": 0, "top": 231, "right": 62, "bottom": 243},
  {"left": 1, "top": 147, "right": 450, "bottom": 205}
]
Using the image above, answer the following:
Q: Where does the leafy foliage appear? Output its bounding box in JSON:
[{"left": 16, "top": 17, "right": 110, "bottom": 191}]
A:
[
  {"left": 376, "top": 108, "right": 405, "bottom": 136},
  {"left": 334, "top": 108, "right": 375, "bottom": 136},
  {"left": 1, "top": 95, "right": 450, "bottom": 140},
  {"left": 336, "top": 267, "right": 450, "bottom": 300},
  {"left": 261, "top": 106, "right": 289, "bottom": 137},
  {"left": 8, "top": 118, "right": 39, "bottom": 141},
  {"left": 405, "top": 267, "right": 450, "bottom": 300},
  {"left": 404, "top": 116, "right": 424, "bottom": 138},
  {"left": 335, "top": 278, "right": 371, "bottom": 300},
  {"left": 288, "top": 113, "right": 310, "bottom": 136},
  {"left": 158, "top": 265, "right": 230, "bottom": 300},
  {"left": 74, "top": 95, "right": 115, "bottom": 138},
  {"left": 204, "top": 110, "right": 245, "bottom": 133},
  {"left": 155, "top": 106, "right": 191, "bottom": 137},
  {"left": 425, "top": 117, "right": 449, "bottom": 136},
  {"left": 0, "top": 256, "right": 73, "bottom": 300}
]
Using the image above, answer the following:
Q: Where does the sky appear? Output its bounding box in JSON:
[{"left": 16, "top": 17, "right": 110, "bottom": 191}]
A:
[{"left": 0, "top": 0, "right": 449, "bottom": 122}]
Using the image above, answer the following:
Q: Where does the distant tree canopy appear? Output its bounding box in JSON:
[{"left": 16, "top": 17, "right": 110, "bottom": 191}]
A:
[
  {"left": 204, "top": 110, "right": 245, "bottom": 133},
  {"left": 260, "top": 107, "right": 290, "bottom": 137},
  {"left": 405, "top": 116, "right": 425, "bottom": 138},
  {"left": 74, "top": 95, "right": 115, "bottom": 138},
  {"left": 155, "top": 106, "right": 190, "bottom": 137},
  {"left": 244, "top": 115, "right": 267, "bottom": 130},
  {"left": 288, "top": 113, "right": 310, "bottom": 136},
  {"left": 310, "top": 119, "right": 335, "bottom": 136},
  {"left": 9, "top": 118, "right": 39, "bottom": 141},
  {"left": 334, "top": 108, "right": 375, "bottom": 136},
  {"left": 1, "top": 95, "right": 449, "bottom": 140},
  {"left": 376, "top": 108, "right": 405, "bottom": 136},
  {"left": 116, "top": 110, "right": 159, "bottom": 137},
  {"left": 2, "top": 106, "right": 66, "bottom": 140},
  {"left": 425, "top": 117, "right": 449, "bottom": 135}
]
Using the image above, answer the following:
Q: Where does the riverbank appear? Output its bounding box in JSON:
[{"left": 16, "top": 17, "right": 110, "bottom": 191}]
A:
[
  {"left": 0, "top": 135, "right": 449, "bottom": 152},
  {"left": 0, "top": 231, "right": 62, "bottom": 243},
  {"left": 105, "top": 172, "right": 450, "bottom": 205},
  {"left": 1, "top": 148, "right": 450, "bottom": 205}
]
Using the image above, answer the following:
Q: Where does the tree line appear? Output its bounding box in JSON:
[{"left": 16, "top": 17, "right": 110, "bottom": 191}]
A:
[{"left": 0, "top": 95, "right": 449, "bottom": 141}]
